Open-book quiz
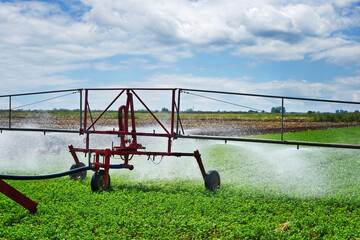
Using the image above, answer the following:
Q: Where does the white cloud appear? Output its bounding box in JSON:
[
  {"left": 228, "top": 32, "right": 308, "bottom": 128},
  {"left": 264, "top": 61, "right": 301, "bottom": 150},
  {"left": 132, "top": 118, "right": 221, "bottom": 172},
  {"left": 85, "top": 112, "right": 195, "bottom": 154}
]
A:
[
  {"left": 0, "top": 0, "right": 360, "bottom": 92},
  {"left": 144, "top": 73, "right": 360, "bottom": 100},
  {"left": 131, "top": 73, "right": 360, "bottom": 112},
  {"left": 311, "top": 43, "right": 360, "bottom": 65}
]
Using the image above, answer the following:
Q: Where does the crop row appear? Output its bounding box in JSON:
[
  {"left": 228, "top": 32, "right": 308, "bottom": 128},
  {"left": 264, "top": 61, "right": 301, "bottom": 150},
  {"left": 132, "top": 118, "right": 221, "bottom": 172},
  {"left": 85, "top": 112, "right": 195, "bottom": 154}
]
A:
[{"left": 1, "top": 127, "right": 360, "bottom": 238}]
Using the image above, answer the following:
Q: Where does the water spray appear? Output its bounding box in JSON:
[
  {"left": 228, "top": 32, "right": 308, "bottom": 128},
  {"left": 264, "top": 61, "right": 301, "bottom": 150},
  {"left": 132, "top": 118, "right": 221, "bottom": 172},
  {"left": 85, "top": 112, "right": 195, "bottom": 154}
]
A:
[{"left": 1, "top": 88, "right": 360, "bottom": 213}]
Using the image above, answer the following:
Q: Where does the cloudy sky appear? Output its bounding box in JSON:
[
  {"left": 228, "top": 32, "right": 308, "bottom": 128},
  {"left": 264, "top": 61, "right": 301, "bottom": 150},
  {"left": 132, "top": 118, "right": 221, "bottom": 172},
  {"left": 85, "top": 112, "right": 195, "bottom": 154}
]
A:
[{"left": 0, "top": 0, "right": 360, "bottom": 110}]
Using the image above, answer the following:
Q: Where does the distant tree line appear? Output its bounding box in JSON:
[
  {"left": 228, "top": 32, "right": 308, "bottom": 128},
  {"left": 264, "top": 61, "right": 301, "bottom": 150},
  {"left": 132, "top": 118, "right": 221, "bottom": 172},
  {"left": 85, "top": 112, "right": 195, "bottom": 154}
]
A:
[{"left": 271, "top": 106, "right": 286, "bottom": 114}]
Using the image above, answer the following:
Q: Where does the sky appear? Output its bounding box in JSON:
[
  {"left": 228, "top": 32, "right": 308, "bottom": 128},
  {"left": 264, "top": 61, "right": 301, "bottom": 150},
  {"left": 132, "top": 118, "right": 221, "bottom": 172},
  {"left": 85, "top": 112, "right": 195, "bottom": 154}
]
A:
[{"left": 0, "top": 0, "right": 360, "bottom": 112}]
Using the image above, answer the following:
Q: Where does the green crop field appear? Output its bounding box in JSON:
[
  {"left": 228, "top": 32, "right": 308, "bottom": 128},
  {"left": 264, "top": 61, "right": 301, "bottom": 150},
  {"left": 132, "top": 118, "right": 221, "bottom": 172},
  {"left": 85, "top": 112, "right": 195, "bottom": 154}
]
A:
[
  {"left": 255, "top": 125, "right": 360, "bottom": 145},
  {"left": 1, "top": 127, "right": 360, "bottom": 239},
  {"left": 2, "top": 109, "right": 360, "bottom": 122}
]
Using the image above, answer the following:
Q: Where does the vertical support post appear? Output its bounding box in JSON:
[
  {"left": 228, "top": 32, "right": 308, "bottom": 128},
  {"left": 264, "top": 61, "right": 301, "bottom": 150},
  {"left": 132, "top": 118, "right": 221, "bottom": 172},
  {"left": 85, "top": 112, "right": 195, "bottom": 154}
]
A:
[
  {"left": 86, "top": 133, "right": 90, "bottom": 151},
  {"left": 84, "top": 89, "right": 88, "bottom": 132},
  {"left": 79, "top": 89, "right": 83, "bottom": 130},
  {"left": 281, "top": 97, "right": 284, "bottom": 141},
  {"left": 84, "top": 90, "right": 89, "bottom": 151},
  {"left": 0, "top": 179, "right": 38, "bottom": 213},
  {"left": 168, "top": 89, "right": 176, "bottom": 153},
  {"left": 104, "top": 149, "right": 111, "bottom": 186},
  {"left": 170, "top": 89, "right": 175, "bottom": 137},
  {"left": 176, "top": 89, "right": 181, "bottom": 136},
  {"left": 95, "top": 152, "right": 100, "bottom": 164},
  {"left": 167, "top": 138, "right": 172, "bottom": 153},
  {"left": 124, "top": 90, "right": 130, "bottom": 134},
  {"left": 118, "top": 105, "right": 126, "bottom": 149},
  {"left": 8, "top": 96, "right": 11, "bottom": 128},
  {"left": 128, "top": 91, "right": 137, "bottom": 145}
]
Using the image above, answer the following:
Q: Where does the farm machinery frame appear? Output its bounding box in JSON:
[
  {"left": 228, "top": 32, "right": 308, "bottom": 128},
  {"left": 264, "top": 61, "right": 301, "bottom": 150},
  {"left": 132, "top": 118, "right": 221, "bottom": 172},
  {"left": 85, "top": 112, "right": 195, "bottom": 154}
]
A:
[
  {"left": 0, "top": 88, "right": 221, "bottom": 213},
  {"left": 1, "top": 87, "right": 360, "bottom": 213},
  {"left": 67, "top": 88, "right": 219, "bottom": 192}
]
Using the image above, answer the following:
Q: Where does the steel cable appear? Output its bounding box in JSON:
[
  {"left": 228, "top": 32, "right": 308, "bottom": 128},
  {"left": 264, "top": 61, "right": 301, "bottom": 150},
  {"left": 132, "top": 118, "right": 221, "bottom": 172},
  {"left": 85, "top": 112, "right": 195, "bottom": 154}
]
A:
[
  {"left": 12, "top": 91, "right": 78, "bottom": 110},
  {"left": 182, "top": 91, "right": 264, "bottom": 112}
]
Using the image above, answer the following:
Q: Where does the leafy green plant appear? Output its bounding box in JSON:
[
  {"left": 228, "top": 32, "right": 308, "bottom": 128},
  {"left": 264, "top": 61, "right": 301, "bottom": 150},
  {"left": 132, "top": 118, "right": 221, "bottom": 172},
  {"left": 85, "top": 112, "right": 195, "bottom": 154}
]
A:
[
  {"left": 2, "top": 128, "right": 360, "bottom": 239},
  {"left": 254, "top": 126, "right": 360, "bottom": 145}
]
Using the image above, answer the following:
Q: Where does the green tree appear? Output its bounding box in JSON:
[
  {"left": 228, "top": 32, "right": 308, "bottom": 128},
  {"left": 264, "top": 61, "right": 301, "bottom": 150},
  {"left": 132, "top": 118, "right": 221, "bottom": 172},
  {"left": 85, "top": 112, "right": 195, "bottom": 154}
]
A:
[{"left": 271, "top": 106, "right": 286, "bottom": 113}]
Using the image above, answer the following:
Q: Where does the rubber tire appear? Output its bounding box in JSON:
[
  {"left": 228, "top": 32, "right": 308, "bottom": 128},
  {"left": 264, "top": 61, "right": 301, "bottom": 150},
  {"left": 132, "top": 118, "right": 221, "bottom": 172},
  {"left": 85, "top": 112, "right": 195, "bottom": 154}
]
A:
[
  {"left": 69, "top": 162, "right": 87, "bottom": 180},
  {"left": 91, "top": 170, "right": 111, "bottom": 192},
  {"left": 205, "top": 170, "right": 220, "bottom": 191}
]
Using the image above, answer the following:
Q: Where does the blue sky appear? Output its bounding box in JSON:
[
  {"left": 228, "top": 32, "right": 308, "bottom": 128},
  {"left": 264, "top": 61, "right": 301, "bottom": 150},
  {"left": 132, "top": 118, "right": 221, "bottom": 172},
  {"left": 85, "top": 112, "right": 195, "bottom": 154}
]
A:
[{"left": 0, "top": 0, "right": 360, "bottom": 111}]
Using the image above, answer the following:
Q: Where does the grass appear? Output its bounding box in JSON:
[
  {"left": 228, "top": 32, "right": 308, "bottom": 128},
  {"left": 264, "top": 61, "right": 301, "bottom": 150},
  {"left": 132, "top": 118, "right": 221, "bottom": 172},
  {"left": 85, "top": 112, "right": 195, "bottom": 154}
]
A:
[
  {"left": 254, "top": 125, "right": 360, "bottom": 145},
  {"left": 2, "top": 172, "right": 360, "bottom": 239},
  {"left": 2, "top": 128, "right": 360, "bottom": 238}
]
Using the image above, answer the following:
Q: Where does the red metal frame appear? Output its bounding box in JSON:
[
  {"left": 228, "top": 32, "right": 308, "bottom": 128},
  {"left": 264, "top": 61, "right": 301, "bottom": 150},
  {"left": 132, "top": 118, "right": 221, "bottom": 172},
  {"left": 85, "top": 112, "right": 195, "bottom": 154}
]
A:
[
  {"left": 69, "top": 89, "right": 208, "bottom": 184},
  {"left": 0, "top": 179, "right": 38, "bottom": 213},
  {"left": 0, "top": 88, "right": 209, "bottom": 212},
  {"left": 2, "top": 87, "right": 360, "bottom": 211}
]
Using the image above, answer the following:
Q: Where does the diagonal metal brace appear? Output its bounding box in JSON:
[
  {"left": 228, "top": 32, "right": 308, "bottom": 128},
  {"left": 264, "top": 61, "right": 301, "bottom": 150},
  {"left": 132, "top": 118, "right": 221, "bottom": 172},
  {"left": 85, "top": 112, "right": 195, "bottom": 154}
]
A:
[{"left": 0, "top": 179, "right": 38, "bottom": 213}]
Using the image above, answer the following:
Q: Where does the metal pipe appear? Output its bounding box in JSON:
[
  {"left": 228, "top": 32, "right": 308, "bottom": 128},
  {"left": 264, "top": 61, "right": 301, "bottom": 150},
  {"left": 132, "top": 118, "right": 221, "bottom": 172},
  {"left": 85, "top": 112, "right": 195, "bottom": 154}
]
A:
[
  {"left": 84, "top": 88, "right": 176, "bottom": 91},
  {"left": 174, "top": 102, "right": 185, "bottom": 135},
  {"left": 124, "top": 90, "right": 130, "bottom": 135},
  {"left": 0, "top": 179, "right": 38, "bottom": 213},
  {"left": 168, "top": 89, "right": 176, "bottom": 153},
  {"left": 194, "top": 150, "right": 207, "bottom": 180},
  {"left": 69, "top": 146, "right": 198, "bottom": 157},
  {"left": 79, "top": 89, "right": 83, "bottom": 130},
  {"left": 176, "top": 134, "right": 360, "bottom": 150},
  {"left": 0, "top": 89, "right": 82, "bottom": 98},
  {"left": 2, "top": 87, "right": 359, "bottom": 105},
  {"left": 83, "top": 89, "right": 88, "bottom": 132},
  {"left": 170, "top": 89, "right": 175, "bottom": 138},
  {"left": 281, "top": 98, "right": 284, "bottom": 141},
  {"left": 180, "top": 88, "right": 360, "bottom": 105},
  {"left": 8, "top": 96, "right": 11, "bottom": 128},
  {"left": 0, "top": 127, "right": 80, "bottom": 133},
  {"left": 86, "top": 130, "right": 170, "bottom": 137},
  {"left": 176, "top": 89, "right": 181, "bottom": 135}
]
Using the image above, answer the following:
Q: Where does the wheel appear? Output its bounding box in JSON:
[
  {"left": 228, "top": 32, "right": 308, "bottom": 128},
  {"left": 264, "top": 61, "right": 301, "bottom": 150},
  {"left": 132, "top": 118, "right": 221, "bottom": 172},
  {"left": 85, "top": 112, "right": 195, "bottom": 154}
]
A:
[
  {"left": 69, "top": 162, "right": 87, "bottom": 180},
  {"left": 91, "top": 170, "right": 111, "bottom": 191},
  {"left": 204, "top": 170, "right": 220, "bottom": 191}
]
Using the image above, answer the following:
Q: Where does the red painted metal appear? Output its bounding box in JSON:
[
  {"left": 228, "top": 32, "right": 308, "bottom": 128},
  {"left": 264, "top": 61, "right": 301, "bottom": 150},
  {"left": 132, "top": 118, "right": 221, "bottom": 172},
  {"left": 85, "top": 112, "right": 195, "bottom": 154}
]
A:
[
  {"left": 0, "top": 88, "right": 210, "bottom": 212},
  {"left": 87, "top": 90, "right": 125, "bottom": 131},
  {"left": 85, "top": 130, "right": 169, "bottom": 137},
  {"left": 69, "top": 88, "right": 209, "bottom": 186},
  {"left": 194, "top": 150, "right": 207, "bottom": 180},
  {"left": 87, "top": 105, "right": 95, "bottom": 131},
  {"left": 0, "top": 179, "right": 38, "bottom": 213},
  {"left": 104, "top": 149, "right": 111, "bottom": 186},
  {"left": 170, "top": 89, "right": 175, "bottom": 137},
  {"left": 68, "top": 145, "right": 81, "bottom": 167},
  {"left": 131, "top": 90, "right": 170, "bottom": 135}
]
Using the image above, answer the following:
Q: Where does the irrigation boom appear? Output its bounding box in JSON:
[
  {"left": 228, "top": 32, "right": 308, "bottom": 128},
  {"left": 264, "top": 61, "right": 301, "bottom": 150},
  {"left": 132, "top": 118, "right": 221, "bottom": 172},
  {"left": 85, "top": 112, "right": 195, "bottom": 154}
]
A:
[{"left": 0, "top": 88, "right": 359, "bottom": 213}]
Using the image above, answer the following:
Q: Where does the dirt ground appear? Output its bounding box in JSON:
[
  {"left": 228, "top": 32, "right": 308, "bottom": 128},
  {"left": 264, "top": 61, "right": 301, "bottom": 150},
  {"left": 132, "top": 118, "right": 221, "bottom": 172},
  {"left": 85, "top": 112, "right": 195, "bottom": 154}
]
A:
[{"left": 1, "top": 116, "right": 358, "bottom": 137}]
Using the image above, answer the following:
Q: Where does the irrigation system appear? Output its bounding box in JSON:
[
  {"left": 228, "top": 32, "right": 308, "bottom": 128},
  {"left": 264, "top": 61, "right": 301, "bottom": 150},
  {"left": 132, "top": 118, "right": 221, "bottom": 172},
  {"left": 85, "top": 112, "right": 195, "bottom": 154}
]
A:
[{"left": 0, "top": 88, "right": 359, "bottom": 213}]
